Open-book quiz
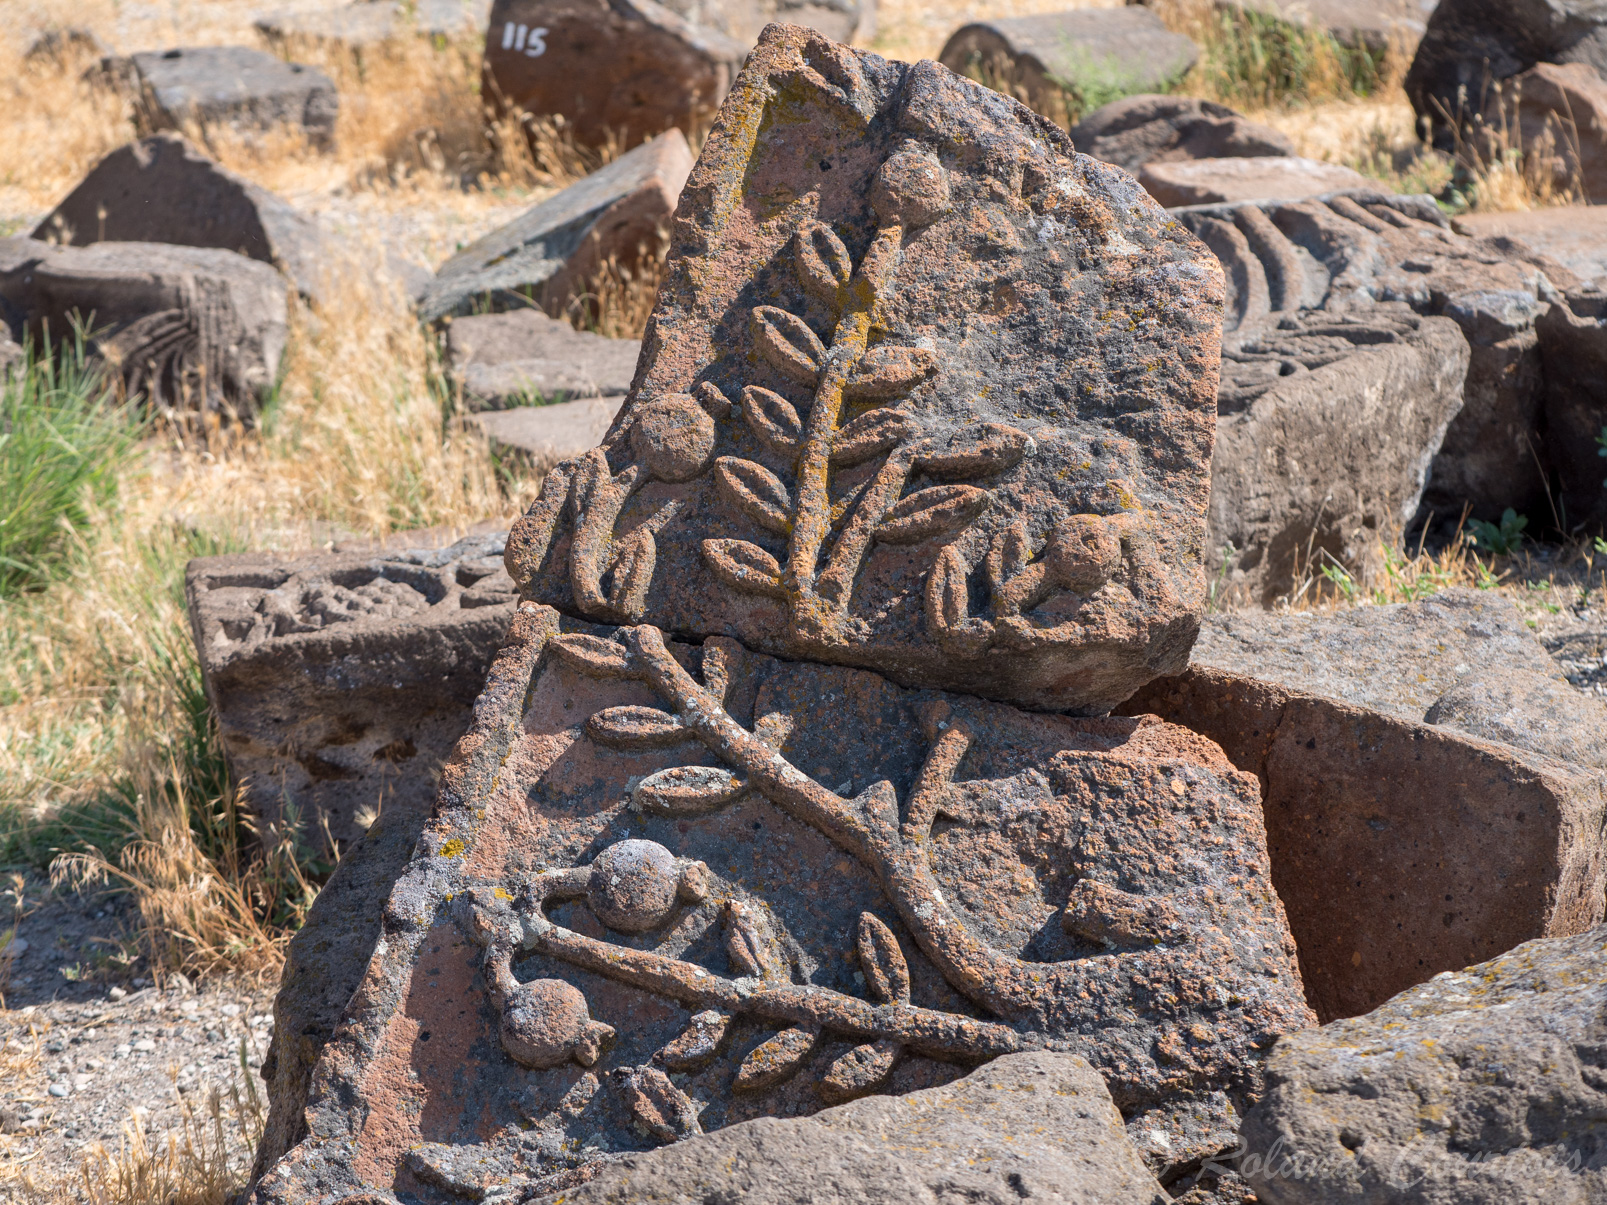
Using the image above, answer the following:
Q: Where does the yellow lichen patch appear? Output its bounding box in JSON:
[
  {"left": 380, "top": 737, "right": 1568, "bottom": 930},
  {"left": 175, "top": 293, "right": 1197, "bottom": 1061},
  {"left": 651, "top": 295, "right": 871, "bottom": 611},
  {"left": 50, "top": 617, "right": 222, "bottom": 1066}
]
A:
[{"left": 440, "top": 838, "right": 467, "bottom": 858}]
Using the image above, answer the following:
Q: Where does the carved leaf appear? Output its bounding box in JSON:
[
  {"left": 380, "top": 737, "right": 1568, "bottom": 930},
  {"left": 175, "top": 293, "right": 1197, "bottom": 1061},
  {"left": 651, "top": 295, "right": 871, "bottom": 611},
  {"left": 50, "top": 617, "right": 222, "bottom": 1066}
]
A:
[
  {"left": 701, "top": 538, "right": 786, "bottom": 597},
  {"left": 741, "top": 386, "right": 806, "bottom": 461},
  {"left": 831, "top": 408, "right": 912, "bottom": 467},
  {"left": 549, "top": 633, "right": 633, "bottom": 678},
  {"left": 915, "top": 422, "right": 1035, "bottom": 478},
  {"left": 843, "top": 344, "right": 937, "bottom": 403},
  {"left": 725, "top": 899, "right": 786, "bottom": 980},
  {"left": 617, "top": 1065, "right": 701, "bottom": 1142},
  {"left": 752, "top": 306, "right": 827, "bottom": 386},
  {"left": 633, "top": 765, "right": 748, "bottom": 815},
  {"left": 732, "top": 1027, "right": 817, "bottom": 1092},
  {"left": 927, "top": 544, "right": 995, "bottom": 656},
  {"left": 875, "top": 485, "right": 992, "bottom": 544},
  {"left": 818, "top": 1039, "right": 901, "bottom": 1104},
  {"left": 695, "top": 380, "right": 732, "bottom": 419},
  {"left": 855, "top": 912, "right": 911, "bottom": 1004},
  {"left": 795, "top": 220, "right": 853, "bottom": 305},
  {"left": 986, "top": 520, "right": 1032, "bottom": 595},
  {"left": 714, "top": 457, "right": 794, "bottom": 533},
  {"left": 658, "top": 1010, "right": 731, "bottom": 1072},
  {"left": 586, "top": 705, "right": 688, "bottom": 749},
  {"left": 607, "top": 527, "right": 655, "bottom": 621}
]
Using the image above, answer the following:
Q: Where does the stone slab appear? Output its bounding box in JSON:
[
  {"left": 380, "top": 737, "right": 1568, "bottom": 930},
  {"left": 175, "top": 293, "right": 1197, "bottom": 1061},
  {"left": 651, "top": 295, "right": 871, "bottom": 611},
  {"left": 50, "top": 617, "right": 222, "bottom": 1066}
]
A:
[
  {"left": 509, "top": 26, "right": 1227, "bottom": 716},
  {"left": 1535, "top": 296, "right": 1607, "bottom": 533},
  {"left": 250, "top": 603, "right": 1314, "bottom": 1202},
  {"left": 1069, "top": 94, "right": 1293, "bottom": 174},
  {"left": 1220, "top": 0, "right": 1438, "bottom": 50},
  {"left": 1240, "top": 924, "right": 1607, "bottom": 1204},
  {"left": 1141, "top": 156, "right": 1370, "bottom": 208},
  {"left": 469, "top": 396, "right": 627, "bottom": 471},
  {"left": 420, "top": 131, "right": 692, "bottom": 321},
  {"left": 446, "top": 309, "right": 641, "bottom": 408},
  {"left": 255, "top": 0, "right": 493, "bottom": 49},
  {"left": 125, "top": 46, "right": 338, "bottom": 150},
  {"left": 1455, "top": 204, "right": 1607, "bottom": 292}
]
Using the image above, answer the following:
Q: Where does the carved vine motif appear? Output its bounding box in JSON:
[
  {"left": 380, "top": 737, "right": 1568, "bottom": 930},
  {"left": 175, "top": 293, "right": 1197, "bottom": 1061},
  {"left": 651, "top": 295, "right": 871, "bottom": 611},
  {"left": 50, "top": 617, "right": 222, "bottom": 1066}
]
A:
[{"left": 466, "top": 624, "right": 1198, "bottom": 1141}]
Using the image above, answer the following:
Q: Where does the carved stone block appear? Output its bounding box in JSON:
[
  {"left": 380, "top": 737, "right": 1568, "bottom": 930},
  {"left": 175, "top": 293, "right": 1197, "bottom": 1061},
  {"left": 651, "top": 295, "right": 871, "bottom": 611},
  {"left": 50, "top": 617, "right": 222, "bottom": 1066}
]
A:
[
  {"left": 249, "top": 605, "right": 1314, "bottom": 1203},
  {"left": 507, "top": 25, "right": 1225, "bottom": 715}
]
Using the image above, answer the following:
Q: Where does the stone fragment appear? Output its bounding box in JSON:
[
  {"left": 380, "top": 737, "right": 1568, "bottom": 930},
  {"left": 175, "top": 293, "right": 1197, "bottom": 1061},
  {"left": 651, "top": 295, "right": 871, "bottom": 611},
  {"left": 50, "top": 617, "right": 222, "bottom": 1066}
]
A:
[
  {"left": 1068, "top": 94, "right": 1293, "bottom": 174},
  {"left": 640, "top": 0, "right": 875, "bottom": 48},
  {"left": 1407, "top": 0, "right": 1607, "bottom": 153},
  {"left": 1173, "top": 189, "right": 1576, "bottom": 535},
  {"left": 119, "top": 47, "right": 339, "bottom": 151},
  {"left": 530, "top": 1051, "right": 1170, "bottom": 1205},
  {"left": 420, "top": 131, "right": 692, "bottom": 321},
  {"left": 446, "top": 310, "right": 641, "bottom": 408},
  {"left": 509, "top": 26, "right": 1226, "bottom": 714},
  {"left": 255, "top": 0, "right": 492, "bottom": 50},
  {"left": 184, "top": 530, "right": 516, "bottom": 846},
  {"left": 1455, "top": 204, "right": 1607, "bottom": 291},
  {"left": 1197, "top": 0, "right": 1439, "bottom": 50},
  {"left": 1535, "top": 296, "right": 1607, "bottom": 533},
  {"left": 1239, "top": 925, "right": 1607, "bottom": 1205},
  {"left": 0, "top": 237, "right": 288, "bottom": 423},
  {"left": 249, "top": 605, "right": 1314, "bottom": 1203},
  {"left": 483, "top": 0, "right": 746, "bottom": 154},
  {"left": 1120, "top": 589, "right": 1607, "bottom": 1022},
  {"left": 1140, "top": 156, "right": 1370, "bottom": 207},
  {"left": 469, "top": 397, "right": 628, "bottom": 471},
  {"left": 938, "top": 9, "right": 1198, "bottom": 122}
]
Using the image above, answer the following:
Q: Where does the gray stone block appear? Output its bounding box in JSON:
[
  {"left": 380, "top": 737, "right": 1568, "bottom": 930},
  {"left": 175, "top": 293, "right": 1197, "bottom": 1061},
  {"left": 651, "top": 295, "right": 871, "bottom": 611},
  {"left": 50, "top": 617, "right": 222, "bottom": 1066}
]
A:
[
  {"left": 468, "top": 395, "right": 625, "bottom": 471},
  {"left": 123, "top": 46, "right": 339, "bottom": 150},
  {"left": 445, "top": 309, "right": 641, "bottom": 408}
]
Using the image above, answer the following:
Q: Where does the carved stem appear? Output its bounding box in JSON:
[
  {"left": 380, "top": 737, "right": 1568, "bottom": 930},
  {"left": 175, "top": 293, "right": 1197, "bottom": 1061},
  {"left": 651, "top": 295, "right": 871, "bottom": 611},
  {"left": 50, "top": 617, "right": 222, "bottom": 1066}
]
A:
[
  {"left": 570, "top": 450, "right": 642, "bottom": 620},
  {"left": 814, "top": 452, "right": 912, "bottom": 606}
]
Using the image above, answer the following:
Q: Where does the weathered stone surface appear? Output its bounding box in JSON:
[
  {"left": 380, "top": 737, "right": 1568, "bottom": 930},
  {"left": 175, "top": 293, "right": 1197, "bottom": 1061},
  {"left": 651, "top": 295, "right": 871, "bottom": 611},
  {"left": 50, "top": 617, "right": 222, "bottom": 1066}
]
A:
[
  {"left": 509, "top": 26, "right": 1226, "bottom": 715},
  {"left": 1120, "top": 590, "right": 1607, "bottom": 1022},
  {"left": 250, "top": 604, "right": 1314, "bottom": 1202},
  {"left": 1407, "top": 0, "right": 1607, "bottom": 152},
  {"left": 1239, "top": 925, "right": 1607, "bottom": 1204},
  {"left": 185, "top": 530, "right": 516, "bottom": 846},
  {"left": 483, "top": 0, "right": 746, "bottom": 154},
  {"left": 1536, "top": 287, "right": 1607, "bottom": 534},
  {"left": 531, "top": 1051, "right": 1170, "bottom": 1205},
  {"left": 121, "top": 46, "right": 339, "bottom": 150},
  {"left": 256, "top": 0, "right": 493, "bottom": 50},
  {"left": 938, "top": 9, "right": 1198, "bottom": 120},
  {"left": 1207, "top": 304, "right": 1467, "bottom": 603},
  {"left": 30, "top": 134, "right": 381, "bottom": 307},
  {"left": 1069, "top": 94, "right": 1293, "bottom": 175},
  {"left": 446, "top": 310, "right": 641, "bottom": 408},
  {"left": 647, "top": 0, "right": 875, "bottom": 49},
  {"left": 1173, "top": 188, "right": 1577, "bottom": 528},
  {"left": 1425, "top": 665, "right": 1607, "bottom": 771},
  {"left": 1140, "top": 156, "right": 1370, "bottom": 208},
  {"left": 420, "top": 131, "right": 692, "bottom": 321},
  {"left": 0, "top": 236, "right": 288, "bottom": 423},
  {"left": 1456, "top": 203, "right": 1607, "bottom": 291},
  {"left": 469, "top": 397, "right": 628, "bottom": 471}
]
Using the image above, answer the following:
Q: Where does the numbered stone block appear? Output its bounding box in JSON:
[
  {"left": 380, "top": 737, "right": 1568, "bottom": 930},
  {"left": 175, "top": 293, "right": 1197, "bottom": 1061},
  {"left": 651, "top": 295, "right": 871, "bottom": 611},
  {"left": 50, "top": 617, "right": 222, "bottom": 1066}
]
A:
[
  {"left": 506, "top": 26, "right": 1226, "bottom": 715},
  {"left": 248, "top": 604, "right": 1315, "bottom": 1202},
  {"left": 123, "top": 46, "right": 339, "bottom": 151},
  {"left": 482, "top": 0, "right": 747, "bottom": 153}
]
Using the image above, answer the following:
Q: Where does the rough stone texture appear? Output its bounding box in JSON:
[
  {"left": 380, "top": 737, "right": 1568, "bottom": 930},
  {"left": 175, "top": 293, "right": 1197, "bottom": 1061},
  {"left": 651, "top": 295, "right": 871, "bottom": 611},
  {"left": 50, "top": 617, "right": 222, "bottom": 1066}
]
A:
[
  {"left": 446, "top": 310, "right": 641, "bottom": 409},
  {"left": 1068, "top": 94, "right": 1293, "bottom": 175},
  {"left": 1474, "top": 61, "right": 1607, "bottom": 205},
  {"left": 420, "top": 131, "right": 693, "bottom": 321},
  {"left": 1207, "top": 304, "right": 1467, "bottom": 603},
  {"left": 530, "top": 1051, "right": 1170, "bottom": 1205},
  {"left": 1173, "top": 188, "right": 1578, "bottom": 532},
  {"left": 0, "top": 236, "right": 288, "bottom": 423},
  {"left": 1140, "top": 156, "right": 1370, "bottom": 208},
  {"left": 648, "top": 0, "right": 876, "bottom": 50},
  {"left": 250, "top": 604, "right": 1314, "bottom": 1203},
  {"left": 28, "top": 134, "right": 408, "bottom": 307},
  {"left": 1536, "top": 290, "right": 1607, "bottom": 534},
  {"left": 509, "top": 26, "right": 1226, "bottom": 715},
  {"left": 483, "top": 0, "right": 746, "bottom": 154},
  {"left": 468, "top": 397, "right": 628, "bottom": 471},
  {"left": 1239, "top": 925, "right": 1607, "bottom": 1205},
  {"left": 938, "top": 10, "right": 1198, "bottom": 118},
  {"left": 1120, "top": 589, "right": 1607, "bottom": 1023},
  {"left": 1407, "top": 0, "right": 1607, "bottom": 152},
  {"left": 1456, "top": 204, "right": 1607, "bottom": 292},
  {"left": 184, "top": 530, "right": 516, "bottom": 846},
  {"left": 122, "top": 46, "right": 338, "bottom": 150},
  {"left": 256, "top": 0, "right": 493, "bottom": 50}
]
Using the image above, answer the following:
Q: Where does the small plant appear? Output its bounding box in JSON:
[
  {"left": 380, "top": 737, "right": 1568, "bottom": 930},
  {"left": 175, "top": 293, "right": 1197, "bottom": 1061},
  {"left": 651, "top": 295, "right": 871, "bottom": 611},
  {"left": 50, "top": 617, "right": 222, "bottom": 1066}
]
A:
[
  {"left": 1319, "top": 558, "right": 1359, "bottom": 602},
  {"left": 1468, "top": 508, "right": 1528, "bottom": 556}
]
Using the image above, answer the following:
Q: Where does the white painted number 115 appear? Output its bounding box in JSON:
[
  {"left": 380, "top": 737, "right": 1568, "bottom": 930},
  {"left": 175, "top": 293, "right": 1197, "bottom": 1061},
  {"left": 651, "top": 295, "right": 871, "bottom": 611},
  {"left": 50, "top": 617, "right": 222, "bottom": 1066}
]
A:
[{"left": 502, "top": 22, "right": 549, "bottom": 56}]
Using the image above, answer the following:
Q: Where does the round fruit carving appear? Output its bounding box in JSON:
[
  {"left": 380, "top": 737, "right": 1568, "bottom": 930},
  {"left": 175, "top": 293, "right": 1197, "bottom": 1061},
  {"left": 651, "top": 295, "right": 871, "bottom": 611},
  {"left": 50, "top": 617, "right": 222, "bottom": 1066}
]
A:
[
  {"left": 587, "top": 839, "right": 681, "bottom": 932},
  {"left": 1045, "top": 514, "right": 1121, "bottom": 594},
  {"left": 499, "top": 978, "right": 615, "bottom": 1068},
  {"left": 631, "top": 395, "right": 717, "bottom": 482}
]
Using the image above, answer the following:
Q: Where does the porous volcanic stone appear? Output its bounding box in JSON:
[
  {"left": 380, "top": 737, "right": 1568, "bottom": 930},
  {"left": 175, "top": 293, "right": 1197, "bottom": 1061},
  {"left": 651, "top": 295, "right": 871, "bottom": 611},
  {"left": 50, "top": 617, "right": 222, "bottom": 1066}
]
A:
[
  {"left": 938, "top": 9, "right": 1198, "bottom": 121},
  {"left": 185, "top": 530, "right": 516, "bottom": 846},
  {"left": 1536, "top": 295, "right": 1607, "bottom": 533},
  {"left": 122, "top": 46, "right": 338, "bottom": 150},
  {"left": 508, "top": 25, "right": 1226, "bottom": 715},
  {"left": 530, "top": 1051, "right": 1170, "bottom": 1205},
  {"left": 1121, "top": 589, "right": 1607, "bottom": 1022},
  {"left": 446, "top": 309, "right": 641, "bottom": 408},
  {"left": 0, "top": 237, "right": 287, "bottom": 423},
  {"left": 468, "top": 397, "right": 628, "bottom": 471},
  {"left": 1140, "top": 156, "right": 1370, "bottom": 207},
  {"left": 1456, "top": 204, "right": 1607, "bottom": 291},
  {"left": 1069, "top": 94, "right": 1293, "bottom": 174},
  {"left": 1240, "top": 925, "right": 1607, "bottom": 1205},
  {"left": 249, "top": 605, "right": 1314, "bottom": 1202},
  {"left": 482, "top": 0, "right": 746, "bottom": 154},
  {"left": 420, "top": 131, "right": 693, "bottom": 321}
]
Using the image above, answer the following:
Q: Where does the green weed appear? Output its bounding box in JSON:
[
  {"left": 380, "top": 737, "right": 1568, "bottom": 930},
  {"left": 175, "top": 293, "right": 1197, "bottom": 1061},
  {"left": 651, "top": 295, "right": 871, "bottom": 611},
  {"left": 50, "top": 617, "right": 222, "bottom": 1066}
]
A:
[{"left": 1468, "top": 508, "right": 1529, "bottom": 556}]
